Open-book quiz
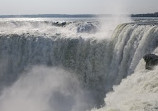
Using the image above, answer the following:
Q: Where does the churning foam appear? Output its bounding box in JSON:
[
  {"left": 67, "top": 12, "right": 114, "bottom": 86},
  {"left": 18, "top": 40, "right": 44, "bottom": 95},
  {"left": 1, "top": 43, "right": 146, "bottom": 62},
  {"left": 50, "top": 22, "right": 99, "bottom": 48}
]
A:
[{"left": 92, "top": 62, "right": 158, "bottom": 111}]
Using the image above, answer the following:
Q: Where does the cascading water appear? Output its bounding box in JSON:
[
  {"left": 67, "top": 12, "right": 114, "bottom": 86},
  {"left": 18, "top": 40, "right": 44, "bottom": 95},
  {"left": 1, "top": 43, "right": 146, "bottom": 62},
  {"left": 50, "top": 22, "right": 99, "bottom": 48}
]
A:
[
  {"left": 104, "top": 23, "right": 158, "bottom": 93},
  {"left": 0, "top": 26, "right": 111, "bottom": 108},
  {"left": 0, "top": 18, "right": 158, "bottom": 111},
  {"left": 91, "top": 22, "right": 158, "bottom": 111},
  {"left": 0, "top": 19, "right": 113, "bottom": 108}
]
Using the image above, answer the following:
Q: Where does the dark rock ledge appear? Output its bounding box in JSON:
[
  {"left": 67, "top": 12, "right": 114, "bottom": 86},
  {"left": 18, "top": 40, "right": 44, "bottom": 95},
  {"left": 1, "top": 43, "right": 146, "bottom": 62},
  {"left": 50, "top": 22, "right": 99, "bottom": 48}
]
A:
[{"left": 143, "top": 54, "right": 158, "bottom": 70}]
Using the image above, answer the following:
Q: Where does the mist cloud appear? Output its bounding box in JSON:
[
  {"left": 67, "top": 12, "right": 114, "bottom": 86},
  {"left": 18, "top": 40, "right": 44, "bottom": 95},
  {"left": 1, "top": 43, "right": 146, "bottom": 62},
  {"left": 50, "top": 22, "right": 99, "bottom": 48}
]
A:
[{"left": 0, "top": 66, "right": 91, "bottom": 111}]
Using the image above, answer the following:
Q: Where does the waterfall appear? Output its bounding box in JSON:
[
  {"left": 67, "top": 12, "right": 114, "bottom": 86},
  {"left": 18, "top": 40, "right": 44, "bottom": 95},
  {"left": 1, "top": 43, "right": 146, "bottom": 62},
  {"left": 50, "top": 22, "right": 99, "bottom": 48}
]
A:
[
  {"left": 0, "top": 20, "right": 158, "bottom": 110},
  {"left": 105, "top": 23, "right": 158, "bottom": 92},
  {"left": 0, "top": 33, "right": 111, "bottom": 106},
  {"left": 91, "top": 23, "right": 158, "bottom": 111}
]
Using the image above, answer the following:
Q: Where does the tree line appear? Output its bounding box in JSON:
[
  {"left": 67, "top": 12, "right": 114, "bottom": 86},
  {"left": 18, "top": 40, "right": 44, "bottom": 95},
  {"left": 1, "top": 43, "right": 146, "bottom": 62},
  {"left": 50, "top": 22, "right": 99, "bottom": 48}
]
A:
[{"left": 131, "top": 12, "right": 158, "bottom": 17}]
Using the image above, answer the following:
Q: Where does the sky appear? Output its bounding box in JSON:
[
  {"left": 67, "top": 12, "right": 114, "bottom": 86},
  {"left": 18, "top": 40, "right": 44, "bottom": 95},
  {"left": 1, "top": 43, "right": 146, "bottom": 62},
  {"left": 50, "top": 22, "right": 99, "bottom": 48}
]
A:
[{"left": 0, "top": 0, "right": 158, "bottom": 15}]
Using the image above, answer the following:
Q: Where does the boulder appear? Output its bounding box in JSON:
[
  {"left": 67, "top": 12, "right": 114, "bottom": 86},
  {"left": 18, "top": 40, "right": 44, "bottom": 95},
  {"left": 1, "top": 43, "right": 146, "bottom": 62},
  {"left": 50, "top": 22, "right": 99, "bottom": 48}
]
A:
[
  {"left": 143, "top": 54, "right": 158, "bottom": 70},
  {"left": 52, "top": 22, "right": 67, "bottom": 27}
]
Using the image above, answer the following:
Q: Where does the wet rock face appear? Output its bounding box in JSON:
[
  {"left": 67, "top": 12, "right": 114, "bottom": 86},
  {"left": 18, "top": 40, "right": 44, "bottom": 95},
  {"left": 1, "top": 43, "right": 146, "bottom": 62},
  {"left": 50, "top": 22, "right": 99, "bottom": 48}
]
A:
[{"left": 143, "top": 54, "right": 158, "bottom": 70}]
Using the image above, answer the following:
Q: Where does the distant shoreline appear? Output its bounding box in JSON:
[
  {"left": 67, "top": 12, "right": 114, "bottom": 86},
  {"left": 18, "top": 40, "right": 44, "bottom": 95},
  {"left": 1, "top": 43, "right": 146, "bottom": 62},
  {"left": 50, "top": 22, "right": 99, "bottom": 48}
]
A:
[
  {"left": 131, "top": 12, "right": 158, "bottom": 17},
  {"left": 0, "top": 13, "right": 158, "bottom": 18}
]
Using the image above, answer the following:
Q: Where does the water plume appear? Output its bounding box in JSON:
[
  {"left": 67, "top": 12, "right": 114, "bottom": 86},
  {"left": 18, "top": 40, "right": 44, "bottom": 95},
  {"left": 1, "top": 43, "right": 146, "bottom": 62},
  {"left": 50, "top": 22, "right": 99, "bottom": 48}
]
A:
[
  {"left": 0, "top": 66, "right": 91, "bottom": 111},
  {"left": 96, "top": 0, "right": 132, "bottom": 40}
]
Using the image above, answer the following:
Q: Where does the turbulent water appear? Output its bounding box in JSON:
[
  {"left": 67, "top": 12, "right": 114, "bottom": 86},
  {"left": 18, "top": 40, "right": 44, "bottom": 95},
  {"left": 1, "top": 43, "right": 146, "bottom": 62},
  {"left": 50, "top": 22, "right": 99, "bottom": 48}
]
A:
[
  {"left": 92, "top": 64, "right": 158, "bottom": 111},
  {"left": 0, "top": 17, "right": 158, "bottom": 111}
]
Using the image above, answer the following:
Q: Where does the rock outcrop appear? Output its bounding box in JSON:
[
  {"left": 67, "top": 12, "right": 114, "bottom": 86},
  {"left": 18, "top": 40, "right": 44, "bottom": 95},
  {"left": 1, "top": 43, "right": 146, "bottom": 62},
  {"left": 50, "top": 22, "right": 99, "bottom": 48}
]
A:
[{"left": 143, "top": 54, "right": 158, "bottom": 70}]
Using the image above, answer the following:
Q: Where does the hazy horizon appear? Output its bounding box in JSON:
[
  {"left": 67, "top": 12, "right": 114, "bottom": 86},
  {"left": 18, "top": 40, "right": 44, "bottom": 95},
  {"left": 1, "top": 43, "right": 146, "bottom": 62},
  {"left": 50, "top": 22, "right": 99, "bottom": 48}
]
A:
[
  {"left": 0, "top": 13, "right": 157, "bottom": 16},
  {"left": 0, "top": 0, "right": 158, "bottom": 15}
]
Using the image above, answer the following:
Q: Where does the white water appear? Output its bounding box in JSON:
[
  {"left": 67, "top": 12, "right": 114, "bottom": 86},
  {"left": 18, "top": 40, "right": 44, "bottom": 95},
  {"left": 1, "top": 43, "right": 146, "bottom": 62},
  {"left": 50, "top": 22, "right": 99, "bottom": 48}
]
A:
[
  {"left": 0, "top": 18, "right": 158, "bottom": 111},
  {"left": 92, "top": 61, "right": 158, "bottom": 111},
  {"left": 0, "top": 18, "right": 115, "bottom": 107},
  {"left": 0, "top": 19, "right": 101, "bottom": 39},
  {"left": 91, "top": 22, "right": 158, "bottom": 111}
]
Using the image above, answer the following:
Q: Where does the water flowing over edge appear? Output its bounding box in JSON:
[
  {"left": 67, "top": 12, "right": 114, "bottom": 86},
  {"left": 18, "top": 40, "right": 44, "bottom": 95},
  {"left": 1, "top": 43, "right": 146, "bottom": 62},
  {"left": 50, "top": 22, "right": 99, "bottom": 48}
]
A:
[{"left": 0, "top": 19, "right": 157, "bottom": 111}]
